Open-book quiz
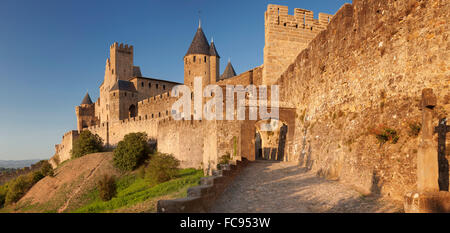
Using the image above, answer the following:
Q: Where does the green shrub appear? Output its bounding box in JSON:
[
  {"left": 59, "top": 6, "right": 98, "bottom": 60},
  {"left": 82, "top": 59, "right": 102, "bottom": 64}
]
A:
[
  {"left": 40, "top": 160, "right": 54, "bottom": 177},
  {"left": 0, "top": 184, "right": 8, "bottom": 208},
  {"left": 217, "top": 153, "right": 231, "bottom": 169},
  {"left": 31, "top": 171, "right": 45, "bottom": 184},
  {"left": 145, "top": 153, "right": 180, "bottom": 186},
  {"left": 97, "top": 174, "right": 117, "bottom": 201},
  {"left": 5, "top": 174, "right": 34, "bottom": 204},
  {"left": 113, "top": 132, "right": 151, "bottom": 171},
  {"left": 370, "top": 126, "right": 400, "bottom": 145},
  {"left": 71, "top": 130, "right": 104, "bottom": 159},
  {"left": 408, "top": 122, "right": 421, "bottom": 137}
]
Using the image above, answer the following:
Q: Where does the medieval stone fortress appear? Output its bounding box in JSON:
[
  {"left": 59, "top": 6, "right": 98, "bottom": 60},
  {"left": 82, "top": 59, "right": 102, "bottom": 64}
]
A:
[{"left": 50, "top": 0, "right": 449, "bottom": 213}]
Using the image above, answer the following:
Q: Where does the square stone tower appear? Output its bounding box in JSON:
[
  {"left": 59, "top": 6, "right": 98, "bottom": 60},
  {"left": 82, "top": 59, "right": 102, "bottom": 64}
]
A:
[{"left": 263, "top": 4, "right": 333, "bottom": 85}]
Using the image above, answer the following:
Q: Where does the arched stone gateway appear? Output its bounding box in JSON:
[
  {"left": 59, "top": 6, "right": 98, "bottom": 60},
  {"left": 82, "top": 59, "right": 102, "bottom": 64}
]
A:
[
  {"left": 254, "top": 119, "right": 288, "bottom": 161},
  {"left": 240, "top": 107, "right": 296, "bottom": 162}
]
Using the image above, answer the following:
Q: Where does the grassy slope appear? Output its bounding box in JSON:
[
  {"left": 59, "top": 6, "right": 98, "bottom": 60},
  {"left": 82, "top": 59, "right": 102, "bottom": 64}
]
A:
[{"left": 74, "top": 168, "right": 203, "bottom": 213}]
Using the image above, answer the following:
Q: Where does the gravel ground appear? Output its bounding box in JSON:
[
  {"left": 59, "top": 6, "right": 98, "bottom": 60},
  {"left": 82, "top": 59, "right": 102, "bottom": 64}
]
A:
[{"left": 210, "top": 161, "right": 403, "bottom": 213}]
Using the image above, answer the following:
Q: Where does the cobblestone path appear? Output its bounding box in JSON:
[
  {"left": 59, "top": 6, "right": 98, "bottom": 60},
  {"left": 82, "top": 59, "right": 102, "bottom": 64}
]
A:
[{"left": 210, "top": 161, "right": 403, "bottom": 213}]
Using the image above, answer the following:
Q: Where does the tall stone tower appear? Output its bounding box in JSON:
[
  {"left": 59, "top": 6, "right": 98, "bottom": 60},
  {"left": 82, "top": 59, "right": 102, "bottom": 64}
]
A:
[
  {"left": 184, "top": 22, "right": 219, "bottom": 89},
  {"left": 106, "top": 42, "right": 134, "bottom": 87},
  {"left": 98, "top": 42, "right": 135, "bottom": 123},
  {"left": 263, "top": 4, "right": 333, "bottom": 85}
]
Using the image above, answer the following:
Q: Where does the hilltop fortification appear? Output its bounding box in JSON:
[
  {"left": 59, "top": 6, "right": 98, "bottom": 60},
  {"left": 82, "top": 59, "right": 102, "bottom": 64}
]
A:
[{"left": 51, "top": 1, "right": 449, "bottom": 200}]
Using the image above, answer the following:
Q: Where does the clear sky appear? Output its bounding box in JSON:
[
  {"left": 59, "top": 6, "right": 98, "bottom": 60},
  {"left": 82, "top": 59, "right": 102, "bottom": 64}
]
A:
[{"left": 0, "top": 0, "right": 350, "bottom": 160}]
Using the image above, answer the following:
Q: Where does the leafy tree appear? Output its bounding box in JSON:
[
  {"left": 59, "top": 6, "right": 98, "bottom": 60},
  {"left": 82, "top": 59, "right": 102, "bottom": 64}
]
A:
[
  {"left": 40, "top": 160, "right": 54, "bottom": 177},
  {"left": 145, "top": 153, "right": 180, "bottom": 185},
  {"left": 71, "top": 130, "right": 103, "bottom": 159},
  {"left": 113, "top": 132, "right": 151, "bottom": 171},
  {"left": 5, "top": 174, "right": 34, "bottom": 204},
  {"left": 97, "top": 174, "right": 117, "bottom": 201}
]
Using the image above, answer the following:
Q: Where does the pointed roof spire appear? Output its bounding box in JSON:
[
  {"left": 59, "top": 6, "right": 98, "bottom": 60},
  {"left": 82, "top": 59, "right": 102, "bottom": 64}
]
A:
[
  {"left": 209, "top": 38, "right": 220, "bottom": 58},
  {"left": 185, "top": 23, "right": 210, "bottom": 57},
  {"left": 198, "top": 18, "right": 202, "bottom": 29},
  {"left": 220, "top": 61, "right": 237, "bottom": 80},
  {"left": 81, "top": 92, "right": 93, "bottom": 105}
]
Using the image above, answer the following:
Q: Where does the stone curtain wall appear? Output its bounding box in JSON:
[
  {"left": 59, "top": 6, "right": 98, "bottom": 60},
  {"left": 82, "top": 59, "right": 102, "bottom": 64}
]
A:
[
  {"left": 50, "top": 130, "right": 79, "bottom": 167},
  {"left": 277, "top": 0, "right": 449, "bottom": 200}
]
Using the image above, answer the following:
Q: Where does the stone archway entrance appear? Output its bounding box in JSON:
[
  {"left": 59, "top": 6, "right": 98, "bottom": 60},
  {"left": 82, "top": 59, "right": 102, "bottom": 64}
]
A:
[
  {"left": 240, "top": 107, "right": 296, "bottom": 162},
  {"left": 254, "top": 119, "right": 288, "bottom": 161}
]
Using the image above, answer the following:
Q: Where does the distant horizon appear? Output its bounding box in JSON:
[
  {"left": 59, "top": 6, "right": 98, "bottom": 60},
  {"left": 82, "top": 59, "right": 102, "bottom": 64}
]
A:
[{"left": 0, "top": 0, "right": 350, "bottom": 160}]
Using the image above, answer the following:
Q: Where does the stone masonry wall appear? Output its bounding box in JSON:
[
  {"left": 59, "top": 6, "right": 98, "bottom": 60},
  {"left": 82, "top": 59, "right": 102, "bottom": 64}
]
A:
[{"left": 277, "top": 0, "right": 449, "bottom": 200}]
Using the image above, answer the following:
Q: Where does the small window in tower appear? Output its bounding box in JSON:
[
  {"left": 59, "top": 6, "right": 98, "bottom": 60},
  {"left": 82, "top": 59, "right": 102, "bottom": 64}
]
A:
[
  {"left": 193, "top": 56, "right": 196, "bottom": 62},
  {"left": 156, "top": 84, "right": 159, "bottom": 89},
  {"left": 149, "top": 82, "right": 151, "bottom": 88},
  {"left": 159, "top": 112, "right": 161, "bottom": 117},
  {"left": 204, "top": 56, "right": 206, "bottom": 62},
  {"left": 152, "top": 114, "right": 154, "bottom": 118},
  {"left": 163, "top": 85, "right": 166, "bottom": 90},
  {"left": 166, "top": 110, "right": 168, "bottom": 115},
  {"left": 125, "top": 92, "right": 127, "bottom": 96},
  {"left": 284, "top": 23, "right": 287, "bottom": 26},
  {"left": 141, "top": 82, "right": 144, "bottom": 87}
]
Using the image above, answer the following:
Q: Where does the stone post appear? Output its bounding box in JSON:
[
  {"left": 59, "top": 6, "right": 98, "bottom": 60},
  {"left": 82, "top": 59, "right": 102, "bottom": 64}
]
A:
[{"left": 417, "top": 88, "right": 439, "bottom": 192}]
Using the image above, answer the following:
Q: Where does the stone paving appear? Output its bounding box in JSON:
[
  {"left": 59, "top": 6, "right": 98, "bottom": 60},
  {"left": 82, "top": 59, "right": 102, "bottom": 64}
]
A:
[{"left": 210, "top": 161, "right": 403, "bottom": 213}]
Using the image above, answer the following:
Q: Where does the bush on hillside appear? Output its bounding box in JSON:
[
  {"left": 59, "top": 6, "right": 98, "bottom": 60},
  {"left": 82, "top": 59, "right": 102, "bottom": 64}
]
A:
[
  {"left": 113, "top": 132, "right": 151, "bottom": 172},
  {"left": 5, "top": 174, "right": 34, "bottom": 205},
  {"left": 0, "top": 184, "right": 8, "bottom": 208},
  {"left": 145, "top": 153, "right": 180, "bottom": 186},
  {"left": 71, "top": 130, "right": 104, "bottom": 159},
  {"left": 40, "top": 160, "right": 54, "bottom": 177},
  {"left": 97, "top": 174, "right": 117, "bottom": 201},
  {"left": 31, "top": 171, "right": 45, "bottom": 184}
]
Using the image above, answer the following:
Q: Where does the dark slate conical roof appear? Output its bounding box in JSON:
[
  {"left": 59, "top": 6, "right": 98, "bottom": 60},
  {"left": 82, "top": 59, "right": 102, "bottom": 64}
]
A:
[
  {"left": 220, "top": 61, "right": 237, "bottom": 80},
  {"left": 185, "top": 26, "right": 210, "bottom": 57},
  {"left": 81, "top": 92, "right": 93, "bottom": 105},
  {"left": 209, "top": 41, "right": 220, "bottom": 58}
]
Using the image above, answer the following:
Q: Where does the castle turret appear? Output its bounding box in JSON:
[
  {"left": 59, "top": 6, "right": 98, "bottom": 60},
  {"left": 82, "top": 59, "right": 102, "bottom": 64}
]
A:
[
  {"left": 76, "top": 92, "right": 98, "bottom": 132},
  {"left": 220, "top": 60, "right": 237, "bottom": 80},
  {"left": 209, "top": 39, "right": 220, "bottom": 83},
  {"left": 81, "top": 92, "right": 93, "bottom": 105},
  {"left": 184, "top": 22, "right": 211, "bottom": 89}
]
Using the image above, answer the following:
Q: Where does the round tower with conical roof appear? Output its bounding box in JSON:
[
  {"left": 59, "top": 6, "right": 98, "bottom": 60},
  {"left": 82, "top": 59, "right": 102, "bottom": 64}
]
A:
[
  {"left": 75, "top": 92, "right": 98, "bottom": 132},
  {"left": 184, "top": 22, "right": 216, "bottom": 90}
]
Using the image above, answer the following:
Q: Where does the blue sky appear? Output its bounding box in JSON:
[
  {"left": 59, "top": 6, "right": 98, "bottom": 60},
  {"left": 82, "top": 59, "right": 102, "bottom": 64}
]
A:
[{"left": 0, "top": 0, "right": 350, "bottom": 160}]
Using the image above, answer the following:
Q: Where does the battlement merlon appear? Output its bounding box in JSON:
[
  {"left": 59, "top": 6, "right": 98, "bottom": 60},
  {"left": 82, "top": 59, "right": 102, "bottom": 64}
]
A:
[
  {"left": 110, "top": 42, "right": 134, "bottom": 53},
  {"left": 265, "top": 4, "right": 334, "bottom": 28}
]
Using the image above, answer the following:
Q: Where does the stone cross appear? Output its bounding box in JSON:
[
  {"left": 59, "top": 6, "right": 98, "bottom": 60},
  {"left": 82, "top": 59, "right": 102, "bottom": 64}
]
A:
[
  {"left": 417, "top": 88, "right": 439, "bottom": 192},
  {"left": 435, "top": 118, "right": 449, "bottom": 191}
]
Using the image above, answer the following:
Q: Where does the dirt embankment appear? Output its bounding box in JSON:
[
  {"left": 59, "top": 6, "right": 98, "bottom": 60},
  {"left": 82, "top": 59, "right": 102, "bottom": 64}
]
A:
[{"left": 13, "top": 152, "right": 121, "bottom": 213}]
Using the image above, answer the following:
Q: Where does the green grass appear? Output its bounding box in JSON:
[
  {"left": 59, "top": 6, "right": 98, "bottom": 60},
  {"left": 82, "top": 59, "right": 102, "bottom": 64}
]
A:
[{"left": 73, "top": 168, "right": 203, "bottom": 213}]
